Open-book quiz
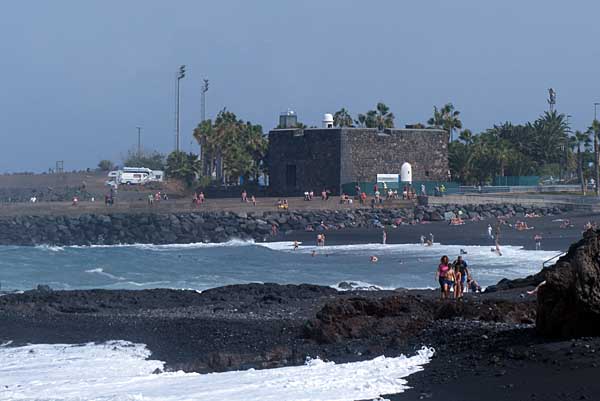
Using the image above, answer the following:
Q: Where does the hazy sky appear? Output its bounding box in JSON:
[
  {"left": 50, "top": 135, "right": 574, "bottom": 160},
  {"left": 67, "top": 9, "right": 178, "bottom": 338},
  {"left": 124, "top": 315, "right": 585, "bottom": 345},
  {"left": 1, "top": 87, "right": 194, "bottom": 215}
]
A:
[{"left": 2, "top": 0, "right": 600, "bottom": 172}]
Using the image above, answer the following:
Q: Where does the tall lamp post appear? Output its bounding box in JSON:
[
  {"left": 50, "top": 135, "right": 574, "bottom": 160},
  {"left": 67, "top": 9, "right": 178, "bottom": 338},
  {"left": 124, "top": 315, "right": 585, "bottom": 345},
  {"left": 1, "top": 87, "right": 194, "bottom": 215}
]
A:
[
  {"left": 136, "top": 126, "right": 142, "bottom": 158},
  {"left": 594, "top": 103, "right": 600, "bottom": 195},
  {"left": 565, "top": 115, "right": 571, "bottom": 182},
  {"left": 175, "top": 65, "right": 186, "bottom": 153},
  {"left": 201, "top": 79, "right": 209, "bottom": 123}
]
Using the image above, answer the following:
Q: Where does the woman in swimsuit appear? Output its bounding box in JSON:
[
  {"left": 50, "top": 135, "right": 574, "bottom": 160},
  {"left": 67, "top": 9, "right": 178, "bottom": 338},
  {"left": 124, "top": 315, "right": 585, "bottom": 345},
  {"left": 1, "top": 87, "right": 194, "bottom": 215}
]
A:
[{"left": 436, "top": 255, "right": 450, "bottom": 299}]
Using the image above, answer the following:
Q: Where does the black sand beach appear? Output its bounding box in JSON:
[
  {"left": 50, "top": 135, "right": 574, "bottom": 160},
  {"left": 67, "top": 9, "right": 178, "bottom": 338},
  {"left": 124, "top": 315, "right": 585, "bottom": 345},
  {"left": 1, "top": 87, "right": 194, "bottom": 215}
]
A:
[{"left": 287, "top": 210, "right": 594, "bottom": 252}]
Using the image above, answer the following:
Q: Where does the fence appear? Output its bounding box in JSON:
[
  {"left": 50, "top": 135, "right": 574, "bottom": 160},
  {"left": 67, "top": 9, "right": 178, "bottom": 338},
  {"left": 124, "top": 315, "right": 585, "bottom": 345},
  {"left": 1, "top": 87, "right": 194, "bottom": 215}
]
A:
[
  {"left": 493, "top": 176, "right": 540, "bottom": 186},
  {"left": 341, "top": 181, "right": 460, "bottom": 196}
]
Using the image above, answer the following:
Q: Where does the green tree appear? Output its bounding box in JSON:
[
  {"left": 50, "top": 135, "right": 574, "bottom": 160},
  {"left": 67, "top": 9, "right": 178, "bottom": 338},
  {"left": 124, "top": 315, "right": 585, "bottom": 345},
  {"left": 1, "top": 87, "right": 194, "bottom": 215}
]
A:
[
  {"left": 428, "top": 103, "right": 462, "bottom": 142},
  {"left": 356, "top": 102, "right": 395, "bottom": 129},
  {"left": 193, "top": 109, "right": 267, "bottom": 184},
  {"left": 123, "top": 150, "right": 165, "bottom": 171},
  {"left": 165, "top": 151, "right": 201, "bottom": 187},
  {"left": 458, "top": 129, "right": 473, "bottom": 145},
  {"left": 97, "top": 159, "right": 114, "bottom": 171},
  {"left": 333, "top": 108, "right": 353, "bottom": 127}
]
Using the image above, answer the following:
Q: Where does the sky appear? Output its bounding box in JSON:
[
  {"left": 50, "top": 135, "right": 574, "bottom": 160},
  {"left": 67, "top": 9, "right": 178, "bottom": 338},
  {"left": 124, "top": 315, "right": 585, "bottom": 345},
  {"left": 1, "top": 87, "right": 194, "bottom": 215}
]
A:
[{"left": 1, "top": 0, "right": 600, "bottom": 172}]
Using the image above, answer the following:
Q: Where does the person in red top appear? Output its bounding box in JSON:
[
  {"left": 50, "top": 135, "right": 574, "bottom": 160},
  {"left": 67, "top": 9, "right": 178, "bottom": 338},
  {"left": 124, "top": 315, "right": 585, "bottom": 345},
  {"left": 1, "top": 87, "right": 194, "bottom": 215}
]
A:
[{"left": 435, "top": 255, "right": 451, "bottom": 299}]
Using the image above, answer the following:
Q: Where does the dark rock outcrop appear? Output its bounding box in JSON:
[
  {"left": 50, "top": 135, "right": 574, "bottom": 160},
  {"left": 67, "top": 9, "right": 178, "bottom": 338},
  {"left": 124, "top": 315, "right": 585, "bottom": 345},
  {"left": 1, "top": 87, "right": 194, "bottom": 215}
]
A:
[
  {"left": 304, "top": 295, "right": 434, "bottom": 344},
  {"left": 537, "top": 229, "right": 600, "bottom": 337}
]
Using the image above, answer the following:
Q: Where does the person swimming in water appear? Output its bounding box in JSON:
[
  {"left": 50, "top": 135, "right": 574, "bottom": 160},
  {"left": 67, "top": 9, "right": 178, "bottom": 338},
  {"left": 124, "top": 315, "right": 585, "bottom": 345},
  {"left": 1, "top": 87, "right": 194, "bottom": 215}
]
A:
[{"left": 370, "top": 255, "right": 378, "bottom": 263}]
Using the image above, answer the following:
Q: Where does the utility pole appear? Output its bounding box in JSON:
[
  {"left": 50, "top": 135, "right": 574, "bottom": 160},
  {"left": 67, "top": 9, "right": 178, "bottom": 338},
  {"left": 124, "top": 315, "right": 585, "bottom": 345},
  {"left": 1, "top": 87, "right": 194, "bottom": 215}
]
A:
[
  {"left": 175, "top": 65, "right": 186, "bottom": 153},
  {"left": 201, "top": 79, "right": 209, "bottom": 123},
  {"left": 136, "top": 126, "right": 142, "bottom": 158},
  {"left": 595, "top": 103, "right": 600, "bottom": 196}
]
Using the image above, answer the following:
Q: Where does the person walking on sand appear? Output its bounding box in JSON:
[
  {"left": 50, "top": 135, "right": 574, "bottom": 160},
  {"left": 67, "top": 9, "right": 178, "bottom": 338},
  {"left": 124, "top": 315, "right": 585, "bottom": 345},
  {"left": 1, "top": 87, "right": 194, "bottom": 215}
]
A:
[
  {"left": 436, "top": 255, "right": 451, "bottom": 299},
  {"left": 453, "top": 263, "right": 463, "bottom": 299}
]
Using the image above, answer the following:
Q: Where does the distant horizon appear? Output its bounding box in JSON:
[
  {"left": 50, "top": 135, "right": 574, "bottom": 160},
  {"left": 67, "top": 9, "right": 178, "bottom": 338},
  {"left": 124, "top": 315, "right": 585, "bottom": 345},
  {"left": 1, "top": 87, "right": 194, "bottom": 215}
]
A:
[{"left": 2, "top": 0, "right": 600, "bottom": 172}]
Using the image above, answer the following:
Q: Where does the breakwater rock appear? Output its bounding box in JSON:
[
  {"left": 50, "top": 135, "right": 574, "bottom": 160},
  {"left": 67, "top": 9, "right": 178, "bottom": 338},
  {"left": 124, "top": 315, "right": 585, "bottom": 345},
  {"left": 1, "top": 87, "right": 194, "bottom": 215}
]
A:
[
  {"left": 0, "top": 208, "right": 412, "bottom": 246},
  {"left": 0, "top": 202, "right": 572, "bottom": 246},
  {"left": 416, "top": 203, "right": 571, "bottom": 222}
]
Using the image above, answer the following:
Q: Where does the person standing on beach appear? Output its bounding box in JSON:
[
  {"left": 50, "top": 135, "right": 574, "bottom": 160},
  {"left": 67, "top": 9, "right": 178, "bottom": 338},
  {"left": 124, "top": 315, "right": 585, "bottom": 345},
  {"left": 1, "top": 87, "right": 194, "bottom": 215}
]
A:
[
  {"left": 453, "top": 256, "right": 469, "bottom": 296},
  {"left": 534, "top": 233, "right": 542, "bottom": 250},
  {"left": 487, "top": 224, "right": 493, "bottom": 239},
  {"left": 436, "top": 256, "right": 451, "bottom": 299},
  {"left": 382, "top": 229, "right": 387, "bottom": 245},
  {"left": 420, "top": 235, "right": 425, "bottom": 246},
  {"left": 429, "top": 233, "right": 434, "bottom": 244}
]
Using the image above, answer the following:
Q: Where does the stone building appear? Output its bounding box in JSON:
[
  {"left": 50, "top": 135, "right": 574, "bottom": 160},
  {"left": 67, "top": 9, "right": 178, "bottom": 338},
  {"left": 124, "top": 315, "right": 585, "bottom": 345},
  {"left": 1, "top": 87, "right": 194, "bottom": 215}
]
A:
[{"left": 268, "top": 127, "right": 449, "bottom": 195}]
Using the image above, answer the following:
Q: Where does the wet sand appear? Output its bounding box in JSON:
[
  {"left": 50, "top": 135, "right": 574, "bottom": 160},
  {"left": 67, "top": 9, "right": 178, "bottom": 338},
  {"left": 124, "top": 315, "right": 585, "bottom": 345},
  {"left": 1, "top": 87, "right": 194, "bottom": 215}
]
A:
[{"left": 285, "top": 210, "right": 595, "bottom": 252}]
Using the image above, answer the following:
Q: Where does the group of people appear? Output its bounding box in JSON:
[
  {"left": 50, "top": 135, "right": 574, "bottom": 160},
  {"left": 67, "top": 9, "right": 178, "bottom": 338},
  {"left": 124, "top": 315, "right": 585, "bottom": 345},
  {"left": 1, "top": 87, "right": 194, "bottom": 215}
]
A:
[
  {"left": 147, "top": 191, "right": 168, "bottom": 205},
  {"left": 276, "top": 199, "right": 289, "bottom": 210},
  {"left": 436, "top": 255, "right": 481, "bottom": 299},
  {"left": 191, "top": 191, "right": 205, "bottom": 206},
  {"left": 240, "top": 190, "right": 257, "bottom": 205}
]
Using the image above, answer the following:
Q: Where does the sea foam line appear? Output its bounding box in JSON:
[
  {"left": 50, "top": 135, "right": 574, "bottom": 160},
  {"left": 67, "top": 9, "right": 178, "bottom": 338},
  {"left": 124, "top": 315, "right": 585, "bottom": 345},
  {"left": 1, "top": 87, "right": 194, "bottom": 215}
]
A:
[{"left": 0, "top": 341, "right": 434, "bottom": 401}]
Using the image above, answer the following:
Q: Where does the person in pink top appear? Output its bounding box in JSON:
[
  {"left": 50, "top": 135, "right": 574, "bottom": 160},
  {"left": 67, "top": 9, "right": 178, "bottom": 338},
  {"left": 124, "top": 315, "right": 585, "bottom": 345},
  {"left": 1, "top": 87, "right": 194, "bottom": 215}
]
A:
[{"left": 435, "top": 255, "right": 451, "bottom": 299}]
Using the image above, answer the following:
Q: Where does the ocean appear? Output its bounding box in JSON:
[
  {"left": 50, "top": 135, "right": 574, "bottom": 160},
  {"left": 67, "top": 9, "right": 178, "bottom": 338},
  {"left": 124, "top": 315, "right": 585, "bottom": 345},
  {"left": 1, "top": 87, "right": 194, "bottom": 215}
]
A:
[{"left": 0, "top": 240, "right": 558, "bottom": 292}]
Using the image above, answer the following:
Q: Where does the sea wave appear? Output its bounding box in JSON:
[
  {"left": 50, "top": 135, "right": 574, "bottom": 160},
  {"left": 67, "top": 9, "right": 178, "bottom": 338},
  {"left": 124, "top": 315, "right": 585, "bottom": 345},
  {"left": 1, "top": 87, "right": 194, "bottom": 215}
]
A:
[
  {"left": 0, "top": 341, "right": 434, "bottom": 401},
  {"left": 68, "top": 238, "right": 256, "bottom": 251},
  {"left": 34, "top": 244, "right": 65, "bottom": 252},
  {"left": 84, "top": 267, "right": 125, "bottom": 281}
]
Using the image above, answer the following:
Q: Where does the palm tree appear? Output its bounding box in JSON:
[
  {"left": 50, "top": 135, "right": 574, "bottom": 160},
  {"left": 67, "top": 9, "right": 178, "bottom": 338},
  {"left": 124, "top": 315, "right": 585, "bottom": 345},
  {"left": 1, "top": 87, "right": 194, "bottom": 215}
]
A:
[
  {"left": 355, "top": 114, "right": 367, "bottom": 128},
  {"left": 458, "top": 129, "right": 473, "bottom": 145},
  {"left": 428, "top": 103, "right": 462, "bottom": 142},
  {"left": 374, "top": 102, "right": 395, "bottom": 130},
  {"left": 333, "top": 108, "right": 353, "bottom": 127},
  {"left": 356, "top": 103, "right": 395, "bottom": 129}
]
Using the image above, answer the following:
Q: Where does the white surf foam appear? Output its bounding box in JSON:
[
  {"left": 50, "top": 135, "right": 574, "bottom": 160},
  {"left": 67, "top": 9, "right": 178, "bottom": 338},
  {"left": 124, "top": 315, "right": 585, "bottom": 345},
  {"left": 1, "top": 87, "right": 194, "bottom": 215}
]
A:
[
  {"left": 0, "top": 341, "right": 434, "bottom": 401},
  {"left": 35, "top": 244, "right": 65, "bottom": 252},
  {"left": 69, "top": 239, "right": 256, "bottom": 251},
  {"left": 84, "top": 267, "right": 125, "bottom": 281}
]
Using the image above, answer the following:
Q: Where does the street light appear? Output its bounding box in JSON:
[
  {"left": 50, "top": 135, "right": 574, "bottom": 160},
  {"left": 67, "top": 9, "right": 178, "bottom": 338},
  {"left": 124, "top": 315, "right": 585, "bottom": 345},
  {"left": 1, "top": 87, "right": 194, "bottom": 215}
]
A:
[
  {"left": 175, "top": 65, "right": 186, "bottom": 152},
  {"left": 563, "top": 115, "right": 572, "bottom": 182},
  {"left": 594, "top": 103, "right": 600, "bottom": 195},
  {"left": 136, "top": 126, "right": 142, "bottom": 158}
]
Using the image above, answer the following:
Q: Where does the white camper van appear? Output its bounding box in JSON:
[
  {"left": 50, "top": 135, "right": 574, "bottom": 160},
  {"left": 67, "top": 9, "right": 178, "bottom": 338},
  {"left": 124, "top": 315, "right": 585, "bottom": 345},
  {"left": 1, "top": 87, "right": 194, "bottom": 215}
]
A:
[{"left": 118, "top": 167, "right": 151, "bottom": 185}]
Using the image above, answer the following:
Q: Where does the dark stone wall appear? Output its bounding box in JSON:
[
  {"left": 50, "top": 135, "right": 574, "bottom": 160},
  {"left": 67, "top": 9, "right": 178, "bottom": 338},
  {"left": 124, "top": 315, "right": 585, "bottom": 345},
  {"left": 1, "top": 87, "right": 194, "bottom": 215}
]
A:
[
  {"left": 340, "top": 128, "right": 449, "bottom": 184},
  {"left": 268, "top": 127, "right": 449, "bottom": 196},
  {"left": 267, "top": 129, "right": 341, "bottom": 196}
]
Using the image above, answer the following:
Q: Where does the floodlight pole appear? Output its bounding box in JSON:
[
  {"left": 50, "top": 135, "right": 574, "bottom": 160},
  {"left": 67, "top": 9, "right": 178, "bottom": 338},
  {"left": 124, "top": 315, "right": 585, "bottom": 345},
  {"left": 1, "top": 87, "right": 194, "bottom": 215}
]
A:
[
  {"left": 175, "top": 65, "right": 186, "bottom": 153},
  {"left": 595, "top": 103, "right": 600, "bottom": 196},
  {"left": 136, "top": 126, "right": 142, "bottom": 158}
]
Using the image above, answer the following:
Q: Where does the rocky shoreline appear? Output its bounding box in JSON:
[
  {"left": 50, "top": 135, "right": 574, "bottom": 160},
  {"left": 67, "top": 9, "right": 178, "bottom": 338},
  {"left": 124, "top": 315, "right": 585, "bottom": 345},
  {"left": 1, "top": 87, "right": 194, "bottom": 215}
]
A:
[{"left": 0, "top": 203, "right": 572, "bottom": 246}]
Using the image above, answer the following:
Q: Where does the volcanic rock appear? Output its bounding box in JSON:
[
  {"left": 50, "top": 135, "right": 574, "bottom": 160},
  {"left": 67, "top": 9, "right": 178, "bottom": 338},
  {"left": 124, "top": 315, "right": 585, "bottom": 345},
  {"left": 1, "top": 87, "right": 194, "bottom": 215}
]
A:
[{"left": 537, "top": 229, "right": 600, "bottom": 337}]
